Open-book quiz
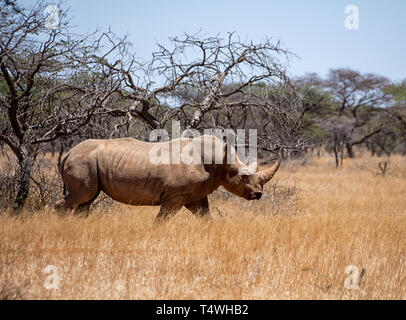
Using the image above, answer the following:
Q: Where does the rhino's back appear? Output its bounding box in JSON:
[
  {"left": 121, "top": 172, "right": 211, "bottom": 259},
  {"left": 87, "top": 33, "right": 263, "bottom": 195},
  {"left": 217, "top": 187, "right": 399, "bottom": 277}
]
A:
[{"left": 63, "top": 137, "right": 220, "bottom": 205}]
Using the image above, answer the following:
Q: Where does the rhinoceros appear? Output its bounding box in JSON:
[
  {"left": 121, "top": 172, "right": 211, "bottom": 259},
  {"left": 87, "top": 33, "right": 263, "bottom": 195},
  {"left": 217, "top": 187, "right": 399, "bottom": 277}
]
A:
[{"left": 55, "top": 135, "right": 281, "bottom": 222}]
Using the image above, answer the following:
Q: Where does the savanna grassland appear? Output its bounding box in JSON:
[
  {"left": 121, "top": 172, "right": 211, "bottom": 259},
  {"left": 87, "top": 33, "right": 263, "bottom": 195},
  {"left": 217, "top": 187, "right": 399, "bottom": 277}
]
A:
[{"left": 0, "top": 152, "right": 405, "bottom": 299}]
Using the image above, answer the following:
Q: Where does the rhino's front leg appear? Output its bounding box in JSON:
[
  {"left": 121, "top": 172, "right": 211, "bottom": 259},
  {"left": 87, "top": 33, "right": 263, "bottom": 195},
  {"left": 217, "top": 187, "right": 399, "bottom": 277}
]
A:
[
  {"left": 154, "top": 199, "right": 183, "bottom": 225},
  {"left": 185, "top": 196, "right": 211, "bottom": 220}
]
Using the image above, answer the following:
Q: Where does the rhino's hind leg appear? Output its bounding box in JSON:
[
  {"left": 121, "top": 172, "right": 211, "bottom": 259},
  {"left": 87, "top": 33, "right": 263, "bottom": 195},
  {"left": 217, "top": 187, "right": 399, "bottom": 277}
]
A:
[
  {"left": 54, "top": 194, "right": 77, "bottom": 212},
  {"left": 56, "top": 186, "right": 100, "bottom": 214},
  {"left": 154, "top": 200, "right": 183, "bottom": 225},
  {"left": 55, "top": 191, "right": 100, "bottom": 215},
  {"left": 185, "top": 196, "right": 211, "bottom": 220},
  {"left": 55, "top": 198, "right": 66, "bottom": 210},
  {"left": 73, "top": 189, "right": 101, "bottom": 216},
  {"left": 55, "top": 169, "right": 100, "bottom": 215}
]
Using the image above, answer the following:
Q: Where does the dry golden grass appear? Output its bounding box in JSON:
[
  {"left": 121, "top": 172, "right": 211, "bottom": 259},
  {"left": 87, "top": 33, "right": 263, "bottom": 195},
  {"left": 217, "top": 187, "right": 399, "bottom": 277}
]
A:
[{"left": 0, "top": 153, "right": 405, "bottom": 299}]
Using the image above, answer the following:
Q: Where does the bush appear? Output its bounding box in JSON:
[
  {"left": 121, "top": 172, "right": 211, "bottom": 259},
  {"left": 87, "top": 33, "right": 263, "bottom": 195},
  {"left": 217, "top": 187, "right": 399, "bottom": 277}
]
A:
[{"left": 0, "top": 157, "right": 63, "bottom": 210}]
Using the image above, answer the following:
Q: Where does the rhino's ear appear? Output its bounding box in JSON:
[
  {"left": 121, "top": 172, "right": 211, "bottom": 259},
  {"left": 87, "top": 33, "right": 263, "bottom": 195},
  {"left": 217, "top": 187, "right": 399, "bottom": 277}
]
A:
[
  {"left": 227, "top": 164, "right": 239, "bottom": 178},
  {"left": 222, "top": 137, "right": 239, "bottom": 177},
  {"left": 222, "top": 138, "right": 229, "bottom": 164},
  {"left": 222, "top": 137, "right": 236, "bottom": 164},
  {"left": 237, "top": 162, "right": 257, "bottom": 175}
]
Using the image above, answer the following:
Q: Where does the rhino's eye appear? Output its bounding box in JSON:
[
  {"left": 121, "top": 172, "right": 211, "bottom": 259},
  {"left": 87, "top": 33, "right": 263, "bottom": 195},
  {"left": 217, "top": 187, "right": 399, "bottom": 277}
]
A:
[{"left": 241, "top": 175, "right": 249, "bottom": 182}]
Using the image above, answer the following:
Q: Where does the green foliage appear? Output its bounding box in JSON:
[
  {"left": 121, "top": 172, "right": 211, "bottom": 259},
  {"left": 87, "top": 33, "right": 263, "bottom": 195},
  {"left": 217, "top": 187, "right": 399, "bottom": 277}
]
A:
[{"left": 384, "top": 80, "right": 406, "bottom": 103}]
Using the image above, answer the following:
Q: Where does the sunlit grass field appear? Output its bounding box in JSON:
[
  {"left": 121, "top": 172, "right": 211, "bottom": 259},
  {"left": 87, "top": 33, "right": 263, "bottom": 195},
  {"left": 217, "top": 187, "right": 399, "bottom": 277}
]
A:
[{"left": 0, "top": 152, "right": 405, "bottom": 299}]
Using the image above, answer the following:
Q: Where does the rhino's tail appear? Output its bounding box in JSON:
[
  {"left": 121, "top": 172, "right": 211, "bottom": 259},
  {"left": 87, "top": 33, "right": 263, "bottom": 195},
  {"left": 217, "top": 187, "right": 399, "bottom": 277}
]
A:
[{"left": 59, "top": 152, "right": 69, "bottom": 196}]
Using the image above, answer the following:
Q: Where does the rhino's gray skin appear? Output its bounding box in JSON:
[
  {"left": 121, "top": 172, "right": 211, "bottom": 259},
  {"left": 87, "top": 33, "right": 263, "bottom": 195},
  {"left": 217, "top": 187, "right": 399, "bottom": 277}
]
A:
[{"left": 55, "top": 135, "right": 281, "bottom": 222}]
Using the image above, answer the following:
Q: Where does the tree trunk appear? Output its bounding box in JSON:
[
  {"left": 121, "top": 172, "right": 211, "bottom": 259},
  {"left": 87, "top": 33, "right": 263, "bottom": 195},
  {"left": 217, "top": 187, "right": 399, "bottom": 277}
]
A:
[
  {"left": 370, "top": 143, "right": 376, "bottom": 156},
  {"left": 346, "top": 143, "right": 354, "bottom": 158},
  {"left": 13, "top": 157, "right": 34, "bottom": 212},
  {"left": 51, "top": 141, "right": 55, "bottom": 157},
  {"left": 333, "top": 143, "right": 339, "bottom": 168}
]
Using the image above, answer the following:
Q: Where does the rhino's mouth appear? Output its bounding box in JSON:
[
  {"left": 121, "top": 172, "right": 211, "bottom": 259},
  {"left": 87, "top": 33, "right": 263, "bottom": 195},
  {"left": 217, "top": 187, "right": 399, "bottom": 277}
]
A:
[{"left": 248, "top": 192, "right": 262, "bottom": 200}]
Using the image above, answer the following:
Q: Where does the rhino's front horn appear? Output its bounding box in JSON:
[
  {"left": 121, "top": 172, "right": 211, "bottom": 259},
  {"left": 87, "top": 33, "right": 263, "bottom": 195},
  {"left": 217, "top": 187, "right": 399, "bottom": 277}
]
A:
[{"left": 256, "top": 150, "right": 282, "bottom": 185}]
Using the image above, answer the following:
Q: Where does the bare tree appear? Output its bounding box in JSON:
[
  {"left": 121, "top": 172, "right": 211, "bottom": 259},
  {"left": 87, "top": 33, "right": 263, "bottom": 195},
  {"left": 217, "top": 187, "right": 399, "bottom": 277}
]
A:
[
  {"left": 100, "top": 32, "right": 302, "bottom": 150},
  {"left": 0, "top": 1, "right": 123, "bottom": 209}
]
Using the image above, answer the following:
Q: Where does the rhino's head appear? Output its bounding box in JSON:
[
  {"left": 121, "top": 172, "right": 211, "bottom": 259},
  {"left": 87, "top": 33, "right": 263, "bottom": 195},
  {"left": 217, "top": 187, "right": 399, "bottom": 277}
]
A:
[{"left": 222, "top": 149, "right": 282, "bottom": 201}]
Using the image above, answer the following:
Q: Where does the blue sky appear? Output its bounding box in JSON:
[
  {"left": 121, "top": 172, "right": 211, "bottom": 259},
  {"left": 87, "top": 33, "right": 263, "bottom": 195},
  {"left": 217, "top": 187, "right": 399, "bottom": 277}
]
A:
[{"left": 24, "top": 0, "right": 406, "bottom": 81}]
